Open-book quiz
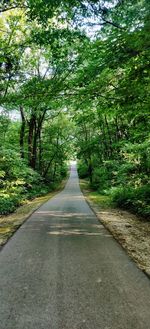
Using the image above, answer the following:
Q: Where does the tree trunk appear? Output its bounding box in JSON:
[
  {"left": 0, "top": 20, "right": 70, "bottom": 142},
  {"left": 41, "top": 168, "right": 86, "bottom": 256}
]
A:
[
  {"left": 38, "top": 128, "right": 42, "bottom": 172},
  {"left": 32, "top": 124, "right": 37, "bottom": 170},
  {"left": 20, "top": 106, "right": 26, "bottom": 159},
  {"left": 98, "top": 113, "right": 109, "bottom": 160},
  {"left": 104, "top": 115, "right": 113, "bottom": 157},
  {"left": 88, "top": 158, "right": 93, "bottom": 184},
  {"left": 28, "top": 114, "right": 36, "bottom": 168},
  {"left": 53, "top": 161, "right": 57, "bottom": 181},
  {"left": 43, "top": 155, "right": 55, "bottom": 178}
]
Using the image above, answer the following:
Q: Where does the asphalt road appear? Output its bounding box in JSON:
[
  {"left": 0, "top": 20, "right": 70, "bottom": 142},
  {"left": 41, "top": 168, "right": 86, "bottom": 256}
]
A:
[{"left": 0, "top": 163, "right": 150, "bottom": 329}]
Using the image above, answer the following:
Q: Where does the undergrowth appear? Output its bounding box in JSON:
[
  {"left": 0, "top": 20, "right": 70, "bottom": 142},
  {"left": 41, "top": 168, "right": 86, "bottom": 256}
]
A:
[
  {"left": 0, "top": 148, "right": 67, "bottom": 215},
  {"left": 78, "top": 160, "right": 150, "bottom": 219}
]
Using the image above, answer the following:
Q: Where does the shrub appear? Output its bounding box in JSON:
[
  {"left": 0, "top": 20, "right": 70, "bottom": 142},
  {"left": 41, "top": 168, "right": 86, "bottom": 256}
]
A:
[
  {"left": 92, "top": 167, "right": 110, "bottom": 191},
  {"left": 60, "top": 163, "right": 68, "bottom": 178},
  {"left": 91, "top": 160, "right": 119, "bottom": 191},
  {"left": 78, "top": 162, "right": 89, "bottom": 178},
  {"left": 0, "top": 194, "right": 22, "bottom": 214},
  {"left": 110, "top": 184, "right": 150, "bottom": 218},
  {"left": 0, "top": 148, "right": 48, "bottom": 214}
]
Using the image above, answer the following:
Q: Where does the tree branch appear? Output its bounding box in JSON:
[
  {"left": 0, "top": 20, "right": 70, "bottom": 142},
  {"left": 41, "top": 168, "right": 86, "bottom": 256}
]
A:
[{"left": 0, "top": 5, "right": 26, "bottom": 13}]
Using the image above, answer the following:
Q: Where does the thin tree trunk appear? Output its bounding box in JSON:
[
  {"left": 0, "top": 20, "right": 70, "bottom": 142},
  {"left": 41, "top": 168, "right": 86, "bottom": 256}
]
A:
[
  {"left": 19, "top": 106, "right": 25, "bottom": 159},
  {"left": 43, "top": 155, "right": 56, "bottom": 178},
  {"left": 32, "top": 123, "right": 37, "bottom": 170},
  {"left": 98, "top": 114, "right": 109, "bottom": 160},
  {"left": 28, "top": 114, "right": 36, "bottom": 168},
  {"left": 104, "top": 114, "right": 113, "bottom": 157},
  {"left": 88, "top": 158, "right": 93, "bottom": 184},
  {"left": 38, "top": 128, "right": 42, "bottom": 172},
  {"left": 53, "top": 161, "right": 57, "bottom": 181}
]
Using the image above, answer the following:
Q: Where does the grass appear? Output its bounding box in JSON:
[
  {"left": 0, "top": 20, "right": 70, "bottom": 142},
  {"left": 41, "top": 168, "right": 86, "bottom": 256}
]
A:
[{"left": 80, "top": 179, "right": 112, "bottom": 209}]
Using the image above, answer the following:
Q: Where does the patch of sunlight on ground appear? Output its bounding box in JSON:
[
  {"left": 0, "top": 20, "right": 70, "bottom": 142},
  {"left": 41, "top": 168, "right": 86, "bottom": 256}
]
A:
[
  {"left": 0, "top": 227, "right": 11, "bottom": 234},
  {"left": 89, "top": 193, "right": 111, "bottom": 208}
]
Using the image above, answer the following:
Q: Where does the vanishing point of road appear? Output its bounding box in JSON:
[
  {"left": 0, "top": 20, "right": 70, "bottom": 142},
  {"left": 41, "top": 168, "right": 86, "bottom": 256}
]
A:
[{"left": 0, "top": 163, "right": 150, "bottom": 329}]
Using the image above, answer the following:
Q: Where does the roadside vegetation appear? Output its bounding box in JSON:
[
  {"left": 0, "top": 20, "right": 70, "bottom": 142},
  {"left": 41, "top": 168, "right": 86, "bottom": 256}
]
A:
[
  {"left": 0, "top": 146, "right": 68, "bottom": 214},
  {"left": 78, "top": 158, "right": 150, "bottom": 218},
  {"left": 0, "top": 0, "right": 149, "bottom": 218},
  {"left": 80, "top": 179, "right": 112, "bottom": 209},
  {"left": 0, "top": 117, "right": 70, "bottom": 214}
]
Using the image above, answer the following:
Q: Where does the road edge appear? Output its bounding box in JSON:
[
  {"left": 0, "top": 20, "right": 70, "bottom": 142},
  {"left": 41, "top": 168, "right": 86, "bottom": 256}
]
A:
[{"left": 82, "top": 188, "right": 150, "bottom": 280}]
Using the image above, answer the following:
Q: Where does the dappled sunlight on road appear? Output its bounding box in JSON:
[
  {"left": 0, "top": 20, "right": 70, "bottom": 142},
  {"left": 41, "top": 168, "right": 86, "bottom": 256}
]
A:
[
  {"left": 36, "top": 211, "right": 95, "bottom": 218},
  {"left": 47, "top": 229, "right": 111, "bottom": 237},
  {"left": 20, "top": 221, "right": 110, "bottom": 237},
  {"left": 46, "top": 223, "right": 104, "bottom": 229}
]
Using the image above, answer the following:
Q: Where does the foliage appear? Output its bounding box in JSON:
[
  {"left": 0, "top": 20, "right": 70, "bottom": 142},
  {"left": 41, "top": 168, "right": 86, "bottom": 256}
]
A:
[
  {"left": 0, "top": 147, "right": 41, "bottom": 214},
  {"left": 110, "top": 185, "right": 150, "bottom": 218},
  {"left": 78, "top": 161, "right": 89, "bottom": 179}
]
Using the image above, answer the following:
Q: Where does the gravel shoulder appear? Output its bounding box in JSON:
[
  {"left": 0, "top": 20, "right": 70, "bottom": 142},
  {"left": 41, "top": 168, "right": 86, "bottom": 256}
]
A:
[{"left": 81, "top": 183, "right": 150, "bottom": 278}]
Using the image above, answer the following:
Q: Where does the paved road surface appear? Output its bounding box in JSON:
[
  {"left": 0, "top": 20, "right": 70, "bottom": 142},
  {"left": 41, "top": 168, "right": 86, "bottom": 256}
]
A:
[{"left": 0, "top": 163, "right": 150, "bottom": 329}]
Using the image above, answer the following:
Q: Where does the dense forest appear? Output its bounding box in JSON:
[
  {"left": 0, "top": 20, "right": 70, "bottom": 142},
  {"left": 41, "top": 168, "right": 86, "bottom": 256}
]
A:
[{"left": 0, "top": 0, "right": 149, "bottom": 217}]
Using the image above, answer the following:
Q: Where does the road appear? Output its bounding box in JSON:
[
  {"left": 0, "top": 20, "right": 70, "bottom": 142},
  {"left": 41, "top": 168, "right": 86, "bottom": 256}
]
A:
[{"left": 0, "top": 162, "right": 150, "bottom": 329}]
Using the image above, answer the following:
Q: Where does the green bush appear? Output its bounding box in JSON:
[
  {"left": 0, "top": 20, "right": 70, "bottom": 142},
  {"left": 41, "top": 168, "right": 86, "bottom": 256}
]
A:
[
  {"left": 110, "top": 184, "right": 150, "bottom": 218},
  {"left": 0, "top": 148, "right": 49, "bottom": 214},
  {"left": 0, "top": 194, "right": 22, "bottom": 215},
  {"left": 91, "top": 160, "right": 119, "bottom": 191},
  {"left": 60, "top": 163, "right": 68, "bottom": 178},
  {"left": 0, "top": 147, "right": 67, "bottom": 215},
  {"left": 78, "top": 162, "right": 89, "bottom": 178},
  {"left": 92, "top": 167, "right": 110, "bottom": 191}
]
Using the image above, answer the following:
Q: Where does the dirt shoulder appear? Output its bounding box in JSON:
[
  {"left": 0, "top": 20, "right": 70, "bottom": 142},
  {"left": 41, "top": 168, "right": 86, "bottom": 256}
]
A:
[
  {"left": 80, "top": 181, "right": 150, "bottom": 278},
  {"left": 0, "top": 179, "right": 67, "bottom": 248}
]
